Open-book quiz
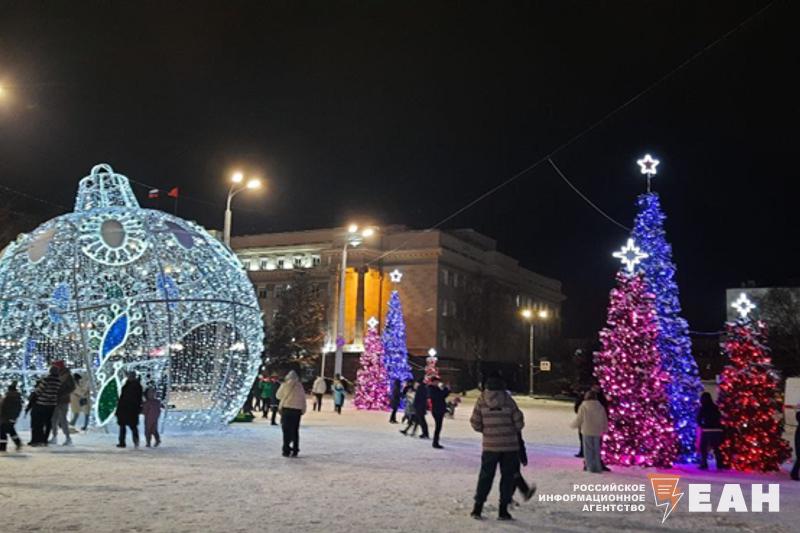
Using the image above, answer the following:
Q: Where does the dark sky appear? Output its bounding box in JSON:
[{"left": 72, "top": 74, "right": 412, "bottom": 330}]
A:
[{"left": 1, "top": 1, "right": 797, "bottom": 337}]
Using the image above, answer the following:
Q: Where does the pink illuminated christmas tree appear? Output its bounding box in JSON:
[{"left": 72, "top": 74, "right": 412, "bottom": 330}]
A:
[
  {"left": 355, "top": 319, "right": 389, "bottom": 410},
  {"left": 594, "top": 266, "right": 677, "bottom": 467}
]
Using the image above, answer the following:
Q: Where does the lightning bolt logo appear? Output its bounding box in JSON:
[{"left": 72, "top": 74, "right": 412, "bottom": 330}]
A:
[{"left": 647, "top": 474, "right": 683, "bottom": 523}]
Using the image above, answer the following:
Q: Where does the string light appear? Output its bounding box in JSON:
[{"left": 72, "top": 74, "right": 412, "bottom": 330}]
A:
[{"left": 0, "top": 164, "right": 263, "bottom": 429}]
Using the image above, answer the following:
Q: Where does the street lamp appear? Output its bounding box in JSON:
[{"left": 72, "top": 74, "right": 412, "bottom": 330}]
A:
[
  {"left": 329, "top": 223, "right": 377, "bottom": 377},
  {"left": 520, "top": 308, "right": 549, "bottom": 397},
  {"left": 223, "top": 171, "right": 261, "bottom": 247}
]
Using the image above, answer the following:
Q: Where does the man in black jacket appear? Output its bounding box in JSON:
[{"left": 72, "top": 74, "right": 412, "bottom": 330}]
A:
[
  {"left": 116, "top": 371, "right": 143, "bottom": 448},
  {"left": 413, "top": 378, "right": 429, "bottom": 439},
  {"left": 428, "top": 377, "right": 450, "bottom": 449},
  {"left": 0, "top": 381, "right": 23, "bottom": 452},
  {"left": 388, "top": 380, "right": 402, "bottom": 424}
]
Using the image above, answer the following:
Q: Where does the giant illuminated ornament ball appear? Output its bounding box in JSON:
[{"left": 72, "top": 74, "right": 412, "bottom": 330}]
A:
[{"left": 0, "top": 164, "right": 264, "bottom": 429}]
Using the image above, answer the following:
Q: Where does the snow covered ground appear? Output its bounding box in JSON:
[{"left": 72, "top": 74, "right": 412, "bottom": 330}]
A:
[{"left": 1, "top": 396, "right": 798, "bottom": 532}]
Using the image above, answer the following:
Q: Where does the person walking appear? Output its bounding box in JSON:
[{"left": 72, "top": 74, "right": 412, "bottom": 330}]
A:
[
  {"left": 400, "top": 381, "right": 414, "bottom": 424},
  {"left": 0, "top": 381, "right": 23, "bottom": 452},
  {"left": 469, "top": 375, "right": 524, "bottom": 520},
  {"left": 388, "top": 379, "right": 402, "bottom": 424},
  {"left": 269, "top": 376, "right": 280, "bottom": 425},
  {"left": 399, "top": 382, "right": 418, "bottom": 436},
  {"left": 142, "top": 387, "right": 163, "bottom": 448},
  {"left": 50, "top": 361, "right": 75, "bottom": 445},
  {"left": 332, "top": 374, "right": 346, "bottom": 414},
  {"left": 69, "top": 373, "right": 91, "bottom": 431},
  {"left": 697, "top": 392, "right": 725, "bottom": 470},
  {"left": 514, "top": 432, "right": 537, "bottom": 501},
  {"left": 413, "top": 378, "right": 429, "bottom": 439},
  {"left": 791, "top": 403, "right": 799, "bottom": 481},
  {"left": 29, "top": 367, "right": 61, "bottom": 446},
  {"left": 276, "top": 370, "right": 306, "bottom": 457},
  {"left": 571, "top": 390, "right": 608, "bottom": 473},
  {"left": 116, "top": 371, "right": 143, "bottom": 448},
  {"left": 428, "top": 377, "right": 449, "bottom": 449},
  {"left": 259, "top": 373, "right": 273, "bottom": 419},
  {"left": 573, "top": 392, "right": 585, "bottom": 458},
  {"left": 312, "top": 375, "right": 327, "bottom": 412}
]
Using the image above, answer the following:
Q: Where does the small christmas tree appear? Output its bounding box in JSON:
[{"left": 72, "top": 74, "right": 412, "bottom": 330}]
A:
[
  {"left": 382, "top": 289, "right": 413, "bottom": 386},
  {"left": 423, "top": 350, "right": 440, "bottom": 384},
  {"left": 594, "top": 269, "right": 677, "bottom": 467},
  {"left": 718, "top": 296, "right": 791, "bottom": 472},
  {"left": 632, "top": 192, "right": 702, "bottom": 462},
  {"left": 355, "top": 321, "right": 389, "bottom": 410}
]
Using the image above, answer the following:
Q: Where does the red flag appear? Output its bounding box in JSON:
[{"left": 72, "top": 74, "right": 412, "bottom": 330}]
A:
[
  {"left": 148, "top": 188, "right": 160, "bottom": 199},
  {"left": 167, "top": 187, "right": 179, "bottom": 198}
]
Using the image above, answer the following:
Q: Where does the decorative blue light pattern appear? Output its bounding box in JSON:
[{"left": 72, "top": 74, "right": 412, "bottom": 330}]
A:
[
  {"left": 381, "top": 290, "right": 413, "bottom": 390},
  {"left": 0, "top": 164, "right": 264, "bottom": 429},
  {"left": 631, "top": 192, "right": 702, "bottom": 462}
]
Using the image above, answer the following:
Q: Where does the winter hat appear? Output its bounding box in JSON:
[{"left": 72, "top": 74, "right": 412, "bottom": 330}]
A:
[{"left": 52, "top": 360, "right": 66, "bottom": 370}]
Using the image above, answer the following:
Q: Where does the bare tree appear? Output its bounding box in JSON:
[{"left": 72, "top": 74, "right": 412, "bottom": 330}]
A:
[{"left": 760, "top": 288, "right": 800, "bottom": 378}]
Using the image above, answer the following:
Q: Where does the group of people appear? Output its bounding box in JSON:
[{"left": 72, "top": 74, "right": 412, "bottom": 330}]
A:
[
  {"left": 0, "top": 362, "right": 164, "bottom": 453},
  {"left": 392, "top": 377, "right": 450, "bottom": 449}
]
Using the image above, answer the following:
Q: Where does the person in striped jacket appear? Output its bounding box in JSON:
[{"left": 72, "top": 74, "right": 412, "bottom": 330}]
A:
[
  {"left": 469, "top": 375, "right": 524, "bottom": 521},
  {"left": 29, "top": 366, "right": 61, "bottom": 446}
]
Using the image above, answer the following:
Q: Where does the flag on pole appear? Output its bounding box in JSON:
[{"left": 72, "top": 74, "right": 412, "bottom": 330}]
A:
[
  {"left": 148, "top": 189, "right": 160, "bottom": 199},
  {"left": 167, "top": 187, "right": 179, "bottom": 198}
]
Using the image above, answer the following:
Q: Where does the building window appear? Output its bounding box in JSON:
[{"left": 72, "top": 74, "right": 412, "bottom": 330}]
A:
[
  {"left": 277, "top": 258, "right": 285, "bottom": 269},
  {"left": 293, "top": 256, "right": 303, "bottom": 268},
  {"left": 451, "top": 301, "right": 457, "bottom": 318},
  {"left": 442, "top": 269, "right": 449, "bottom": 286},
  {"left": 440, "top": 299, "right": 447, "bottom": 317},
  {"left": 312, "top": 255, "right": 321, "bottom": 267},
  {"left": 452, "top": 272, "right": 459, "bottom": 288},
  {"left": 241, "top": 259, "right": 251, "bottom": 270},
  {"left": 440, "top": 331, "right": 448, "bottom": 349},
  {"left": 259, "top": 258, "right": 269, "bottom": 270},
  {"left": 258, "top": 286, "right": 268, "bottom": 299}
]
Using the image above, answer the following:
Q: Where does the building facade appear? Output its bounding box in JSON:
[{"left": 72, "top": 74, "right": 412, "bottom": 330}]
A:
[{"left": 231, "top": 226, "right": 565, "bottom": 385}]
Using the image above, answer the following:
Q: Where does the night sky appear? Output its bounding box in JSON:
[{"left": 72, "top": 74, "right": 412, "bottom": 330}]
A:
[{"left": 1, "top": 1, "right": 797, "bottom": 337}]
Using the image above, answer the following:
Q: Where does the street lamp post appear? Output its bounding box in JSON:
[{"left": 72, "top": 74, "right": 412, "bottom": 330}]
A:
[
  {"left": 223, "top": 171, "right": 261, "bottom": 247},
  {"left": 521, "top": 308, "right": 549, "bottom": 397},
  {"left": 330, "top": 224, "right": 375, "bottom": 378}
]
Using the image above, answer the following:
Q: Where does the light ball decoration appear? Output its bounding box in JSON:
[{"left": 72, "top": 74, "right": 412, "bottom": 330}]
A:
[{"left": 0, "top": 164, "right": 264, "bottom": 429}]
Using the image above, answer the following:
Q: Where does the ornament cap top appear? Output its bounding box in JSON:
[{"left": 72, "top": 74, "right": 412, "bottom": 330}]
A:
[{"left": 75, "top": 164, "right": 140, "bottom": 212}]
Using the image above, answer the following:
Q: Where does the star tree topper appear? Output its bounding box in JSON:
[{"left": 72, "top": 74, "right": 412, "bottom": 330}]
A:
[
  {"left": 367, "top": 316, "right": 379, "bottom": 330},
  {"left": 637, "top": 153, "right": 660, "bottom": 192},
  {"left": 389, "top": 269, "right": 403, "bottom": 283},
  {"left": 731, "top": 292, "right": 756, "bottom": 319},
  {"left": 613, "top": 238, "right": 649, "bottom": 273}
]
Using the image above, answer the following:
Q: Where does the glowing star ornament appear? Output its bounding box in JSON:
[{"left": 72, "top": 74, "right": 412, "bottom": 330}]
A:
[
  {"left": 731, "top": 292, "right": 756, "bottom": 319},
  {"left": 612, "top": 238, "right": 649, "bottom": 273},
  {"left": 389, "top": 269, "right": 403, "bottom": 283},
  {"left": 0, "top": 164, "right": 264, "bottom": 430},
  {"left": 367, "top": 316, "right": 379, "bottom": 330},
  {"left": 637, "top": 154, "right": 659, "bottom": 176}
]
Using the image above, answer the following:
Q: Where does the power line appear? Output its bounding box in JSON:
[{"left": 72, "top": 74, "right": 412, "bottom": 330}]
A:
[{"left": 367, "top": 0, "right": 775, "bottom": 265}]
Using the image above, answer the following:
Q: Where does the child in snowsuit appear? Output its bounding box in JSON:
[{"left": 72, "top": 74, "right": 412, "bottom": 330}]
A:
[
  {"left": 399, "top": 383, "right": 418, "bottom": 436},
  {"left": 0, "top": 382, "right": 23, "bottom": 452},
  {"left": 142, "top": 388, "right": 163, "bottom": 447},
  {"left": 332, "top": 375, "right": 346, "bottom": 414}
]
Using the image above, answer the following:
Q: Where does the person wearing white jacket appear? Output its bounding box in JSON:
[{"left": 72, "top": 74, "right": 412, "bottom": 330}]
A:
[
  {"left": 570, "top": 390, "right": 608, "bottom": 473},
  {"left": 276, "top": 370, "right": 307, "bottom": 457},
  {"left": 311, "top": 375, "right": 327, "bottom": 412}
]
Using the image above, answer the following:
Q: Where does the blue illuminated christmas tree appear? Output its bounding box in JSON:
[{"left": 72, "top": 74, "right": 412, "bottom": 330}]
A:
[
  {"left": 382, "top": 290, "right": 413, "bottom": 387},
  {"left": 632, "top": 192, "right": 702, "bottom": 462}
]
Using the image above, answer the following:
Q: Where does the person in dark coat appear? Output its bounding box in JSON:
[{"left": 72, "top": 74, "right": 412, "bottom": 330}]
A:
[
  {"left": 791, "top": 404, "right": 799, "bottom": 481},
  {"left": 0, "top": 381, "right": 24, "bottom": 452},
  {"left": 696, "top": 392, "right": 725, "bottom": 470},
  {"left": 428, "top": 377, "right": 450, "bottom": 449},
  {"left": 413, "top": 378, "right": 429, "bottom": 439},
  {"left": 388, "top": 379, "right": 402, "bottom": 424},
  {"left": 30, "top": 367, "right": 61, "bottom": 446},
  {"left": 400, "top": 381, "right": 414, "bottom": 424},
  {"left": 116, "top": 371, "right": 143, "bottom": 448}
]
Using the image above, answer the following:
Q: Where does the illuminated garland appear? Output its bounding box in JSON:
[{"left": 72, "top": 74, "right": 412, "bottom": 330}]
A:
[
  {"left": 718, "top": 317, "right": 791, "bottom": 472},
  {"left": 631, "top": 192, "right": 702, "bottom": 462},
  {"left": 595, "top": 271, "right": 677, "bottom": 467}
]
